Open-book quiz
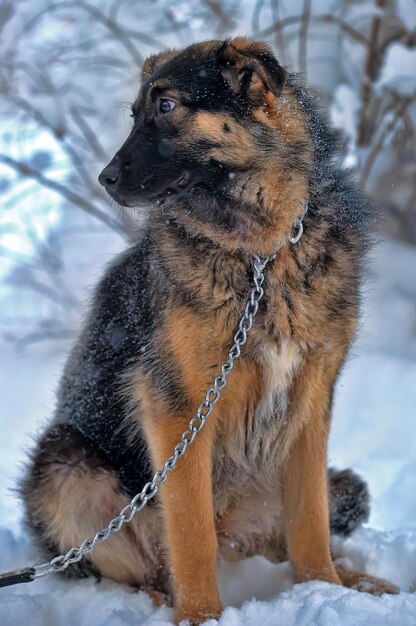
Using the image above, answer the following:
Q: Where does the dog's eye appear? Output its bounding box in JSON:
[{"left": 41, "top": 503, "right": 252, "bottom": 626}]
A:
[{"left": 157, "top": 98, "right": 176, "bottom": 115}]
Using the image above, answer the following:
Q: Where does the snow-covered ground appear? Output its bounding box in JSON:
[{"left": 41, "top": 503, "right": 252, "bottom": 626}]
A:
[
  {"left": 0, "top": 237, "right": 415, "bottom": 624},
  {"left": 1, "top": 527, "right": 416, "bottom": 626}
]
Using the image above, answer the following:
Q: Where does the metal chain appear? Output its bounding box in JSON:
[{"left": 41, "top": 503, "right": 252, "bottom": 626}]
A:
[
  {"left": 0, "top": 213, "right": 305, "bottom": 587},
  {"left": 31, "top": 250, "right": 279, "bottom": 580}
]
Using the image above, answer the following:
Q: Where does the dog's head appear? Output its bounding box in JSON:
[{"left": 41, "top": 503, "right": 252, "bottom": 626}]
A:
[
  {"left": 99, "top": 38, "right": 316, "bottom": 250},
  {"left": 99, "top": 38, "right": 314, "bottom": 250}
]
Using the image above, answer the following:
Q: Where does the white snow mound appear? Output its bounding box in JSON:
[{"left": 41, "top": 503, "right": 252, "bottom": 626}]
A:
[{"left": 0, "top": 526, "right": 415, "bottom": 625}]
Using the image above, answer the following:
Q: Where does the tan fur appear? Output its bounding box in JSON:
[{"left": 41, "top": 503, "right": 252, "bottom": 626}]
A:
[
  {"left": 282, "top": 355, "right": 340, "bottom": 584},
  {"left": 258, "top": 88, "right": 312, "bottom": 145},
  {"left": 336, "top": 565, "right": 400, "bottom": 595},
  {"left": 184, "top": 111, "right": 259, "bottom": 167},
  {"left": 21, "top": 37, "right": 398, "bottom": 626},
  {"left": 33, "top": 456, "right": 164, "bottom": 587},
  {"left": 141, "top": 385, "right": 222, "bottom": 623},
  {"left": 141, "top": 49, "right": 177, "bottom": 82}
]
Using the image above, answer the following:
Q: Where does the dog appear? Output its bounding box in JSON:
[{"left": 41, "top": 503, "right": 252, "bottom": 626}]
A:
[{"left": 21, "top": 38, "right": 399, "bottom": 624}]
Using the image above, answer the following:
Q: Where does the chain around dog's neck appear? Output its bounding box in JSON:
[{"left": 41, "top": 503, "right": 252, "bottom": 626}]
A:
[
  {"left": 260, "top": 209, "right": 306, "bottom": 266},
  {"left": 0, "top": 210, "right": 307, "bottom": 589}
]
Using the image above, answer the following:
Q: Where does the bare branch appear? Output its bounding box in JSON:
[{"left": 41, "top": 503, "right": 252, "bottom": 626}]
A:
[
  {"left": 251, "top": 0, "right": 267, "bottom": 35},
  {"left": 357, "top": 0, "right": 384, "bottom": 147},
  {"left": 69, "top": 106, "right": 107, "bottom": 160},
  {"left": 3, "top": 327, "right": 74, "bottom": 351},
  {"left": 298, "top": 0, "right": 311, "bottom": 78},
  {"left": 361, "top": 96, "right": 413, "bottom": 188},
  {"left": 0, "top": 153, "right": 128, "bottom": 238},
  {"left": 256, "top": 13, "right": 370, "bottom": 48},
  {"left": 18, "top": 1, "right": 144, "bottom": 66},
  {"left": 8, "top": 93, "right": 103, "bottom": 195},
  {"left": 202, "top": 0, "right": 235, "bottom": 31},
  {"left": 270, "top": 0, "right": 288, "bottom": 66},
  {"left": 7, "top": 271, "right": 81, "bottom": 312}
]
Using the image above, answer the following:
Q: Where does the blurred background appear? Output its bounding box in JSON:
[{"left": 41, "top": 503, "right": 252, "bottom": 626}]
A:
[{"left": 0, "top": 0, "right": 415, "bottom": 531}]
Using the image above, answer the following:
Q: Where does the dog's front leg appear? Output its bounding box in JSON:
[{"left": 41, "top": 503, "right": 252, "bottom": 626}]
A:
[
  {"left": 143, "top": 410, "right": 222, "bottom": 625},
  {"left": 282, "top": 356, "right": 400, "bottom": 597},
  {"left": 282, "top": 356, "right": 341, "bottom": 585}
]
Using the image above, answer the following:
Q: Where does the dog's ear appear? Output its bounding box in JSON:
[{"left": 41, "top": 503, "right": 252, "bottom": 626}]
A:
[
  {"left": 217, "top": 38, "right": 286, "bottom": 107},
  {"left": 141, "top": 49, "right": 177, "bottom": 82}
]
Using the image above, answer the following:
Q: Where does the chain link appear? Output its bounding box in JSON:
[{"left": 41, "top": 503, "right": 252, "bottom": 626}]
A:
[{"left": 32, "top": 251, "right": 279, "bottom": 579}]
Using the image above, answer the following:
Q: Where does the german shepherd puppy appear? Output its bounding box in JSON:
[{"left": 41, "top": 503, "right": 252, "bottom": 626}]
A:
[{"left": 21, "top": 38, "right": 398, "bottom": 624}]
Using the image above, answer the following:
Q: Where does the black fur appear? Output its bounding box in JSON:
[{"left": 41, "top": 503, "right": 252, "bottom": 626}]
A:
[
  {"left": 21, "top": 40, "right": 374, "bottom": 569},
  {"left": 329, "top": 468, "right": 370, "bottom": 536}
]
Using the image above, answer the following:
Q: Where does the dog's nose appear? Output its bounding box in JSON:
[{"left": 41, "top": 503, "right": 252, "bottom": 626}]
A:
[{"left": 98, "top": 160, "right": 120, "bottom": 188}]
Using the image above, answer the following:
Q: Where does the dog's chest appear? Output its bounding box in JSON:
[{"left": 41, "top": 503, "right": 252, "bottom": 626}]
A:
[
  {"left": 255, "top": 336, "right": 302, "bottom": 419},
  {"left": 213, "top": 335, "right": 302, "bottom": 502}
]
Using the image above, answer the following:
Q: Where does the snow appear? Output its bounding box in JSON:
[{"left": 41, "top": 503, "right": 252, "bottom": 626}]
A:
[
  {"left": 377, "top": 43, "right": 416, "bottom": 96},
  {"left": 330, "top": 239, "right": 416, "bottom": 532},
  {"left": 1, "top": 0, "right": 415, "bottom": 620},
  {"left": 330, "top": 85, "right": 359, "bottom": 168},
  {"left": 1, "top": 237, "right": 416, "bottom": 624},
  {"left": 397, "top": 0, "right": 416, "bottom": 30},
  {"left": 0, "top": 121, "right": 66, "bottom": 281},
  {"left": 0, "top": 528, "right": 415, "bottom": 625}
]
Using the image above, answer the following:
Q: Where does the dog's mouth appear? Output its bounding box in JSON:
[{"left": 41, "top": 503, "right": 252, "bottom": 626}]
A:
[{"left": 103, "top": 170, "right": 195, "bottom": 207}]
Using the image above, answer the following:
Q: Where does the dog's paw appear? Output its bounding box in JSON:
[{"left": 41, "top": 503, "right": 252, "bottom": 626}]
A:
[
  {"left": 145, "top": 588, "right": 172, "bottom": 608},
  {"left": 352, "top": 576, "right": 400, "bottom": 596},
  {"left": 336, "top": 564, "right": 400, "bottom": 596}
]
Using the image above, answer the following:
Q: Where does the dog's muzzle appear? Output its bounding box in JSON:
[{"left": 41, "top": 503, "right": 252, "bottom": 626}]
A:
[{"left": 98, "top": 156, "right": 195, "bottom": 206}]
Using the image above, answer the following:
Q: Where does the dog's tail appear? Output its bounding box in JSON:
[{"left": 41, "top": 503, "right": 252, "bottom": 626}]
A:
[{"left": 328, "top": 468, "right": 370, "bottom": 536}]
